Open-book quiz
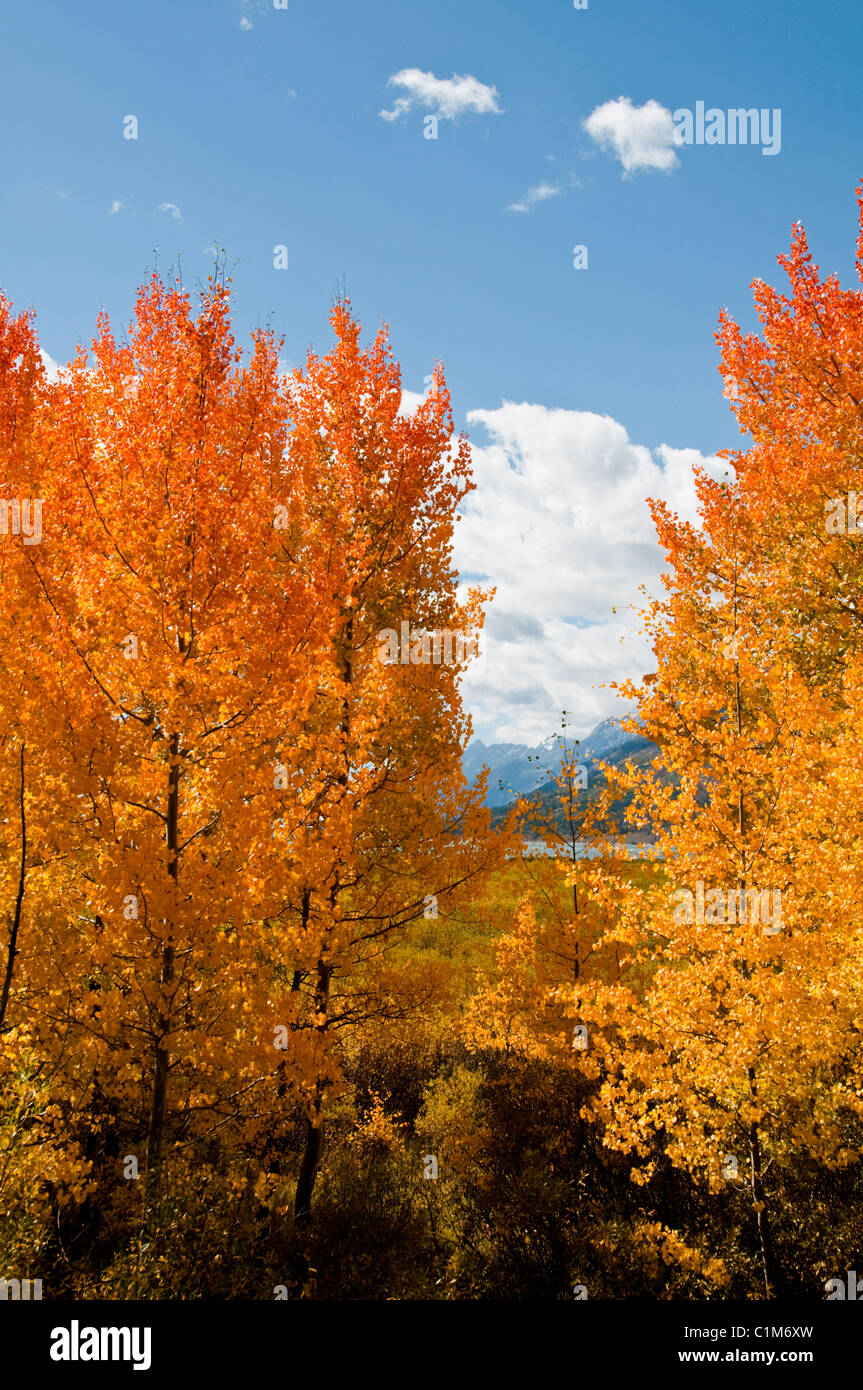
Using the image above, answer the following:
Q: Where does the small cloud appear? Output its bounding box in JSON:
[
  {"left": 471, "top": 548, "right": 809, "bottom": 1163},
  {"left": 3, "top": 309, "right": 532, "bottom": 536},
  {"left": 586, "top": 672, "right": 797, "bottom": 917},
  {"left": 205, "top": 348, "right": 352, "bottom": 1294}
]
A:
[
  {"left": 239, "top": 0, "right": 267, "bottom": 26},
  {"left": 56, "top": 188, "right": 70, "bottom": 200},
  {"left": 108, "top": 199, "right": 127, "bottom": 216},
  {"left": 380, "top": 69, "right": 502, "bottom": 123},
  {"left": 583, "top": 96, "right": 678, "bottom": 176},
  {"left": 158, "top": 202, "right": 183, "bottom": 222},
  {"left": 507, "top": 181, "right": 560, "bottom": 214}
]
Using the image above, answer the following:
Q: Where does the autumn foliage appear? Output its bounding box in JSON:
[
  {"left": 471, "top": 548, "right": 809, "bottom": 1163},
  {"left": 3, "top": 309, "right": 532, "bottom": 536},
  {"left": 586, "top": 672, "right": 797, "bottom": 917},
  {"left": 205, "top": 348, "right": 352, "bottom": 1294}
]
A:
[
  {"left": 3, "top": 191, "right": 863, "bottom": 1299},
  {"left": 464, "top": 187, "right": 863, "bottom": 1299},
  {"left": 0, "top": 274, "right": 503, "bottom": 1290}
]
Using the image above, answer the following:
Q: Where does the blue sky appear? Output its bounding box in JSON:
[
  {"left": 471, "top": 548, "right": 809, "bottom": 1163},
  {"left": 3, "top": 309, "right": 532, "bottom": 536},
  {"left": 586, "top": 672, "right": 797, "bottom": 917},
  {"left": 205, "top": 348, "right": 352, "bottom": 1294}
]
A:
[{"left": 3, "top": 0, "right": 862, "bottom": 742}]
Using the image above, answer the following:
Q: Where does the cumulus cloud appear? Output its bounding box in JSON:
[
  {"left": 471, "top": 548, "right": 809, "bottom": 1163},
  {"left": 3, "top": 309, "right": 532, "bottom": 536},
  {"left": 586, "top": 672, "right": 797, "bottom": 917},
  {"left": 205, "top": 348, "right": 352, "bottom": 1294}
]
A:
[
  {"left": 380, "top": 69, "right": 502, "bottom": 123},
  {"left": 398, "top": 388, "right": 427, "bottom": 417},
  {"left": 158, "top": 202, "right": 183, "bottom": 222},
  {"left": 455, "top": 402, "right": 725, "bottom": 742},
  {"left": 108, "top": 199, "right": 127, "bottom": 216},
  {"left": 40, "top": 350, "right": 61, "bottom": 382},
  {"left": 507, "top": 181, "right": 560, "bottom": 214},
  {"left": 583, "top": 96, "right": 678, "bottom": 175}
]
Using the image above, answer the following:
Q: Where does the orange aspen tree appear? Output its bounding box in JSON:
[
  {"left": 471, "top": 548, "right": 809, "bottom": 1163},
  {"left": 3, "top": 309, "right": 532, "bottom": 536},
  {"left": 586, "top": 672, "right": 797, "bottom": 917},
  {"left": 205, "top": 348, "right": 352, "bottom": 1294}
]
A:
[
  {"left": 12, "top": 273, "right": 335, "bottom": 1199},
  {"left": 268, "top": 300, "right": 504, "bottom": 1223},
  {"left": 585, "top": 194, "right": 863, "bottom": 1297},
  {"left": 0, "top": 293, "right": 44, "bottom": 1035},
  {"left": 716, "top": 182, "right": 863, "bottom": 690},
  {"left": 0, "top": 295, "right": 99, "bottom": 1218},
  {"left": 472, "top": 189, "right": 863, "bottom": 1298},
  {"left": 0, "top": 297, "right": 68, "bottom": 1042}
]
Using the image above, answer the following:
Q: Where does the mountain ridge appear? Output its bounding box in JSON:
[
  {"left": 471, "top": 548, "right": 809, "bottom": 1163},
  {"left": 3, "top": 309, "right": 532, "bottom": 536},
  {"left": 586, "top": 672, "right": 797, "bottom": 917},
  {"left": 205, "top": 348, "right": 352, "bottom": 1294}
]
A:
[{"left": 464, "top": 716, "right": 658, "bottom": 809}]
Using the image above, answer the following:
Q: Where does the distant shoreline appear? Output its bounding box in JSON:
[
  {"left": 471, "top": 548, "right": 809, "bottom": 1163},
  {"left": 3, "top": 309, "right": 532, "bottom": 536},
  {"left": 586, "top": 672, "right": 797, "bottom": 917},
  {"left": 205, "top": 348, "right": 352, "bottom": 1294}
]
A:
[{"left": 520, "top": 840, "right": 661, "bottom": 861}]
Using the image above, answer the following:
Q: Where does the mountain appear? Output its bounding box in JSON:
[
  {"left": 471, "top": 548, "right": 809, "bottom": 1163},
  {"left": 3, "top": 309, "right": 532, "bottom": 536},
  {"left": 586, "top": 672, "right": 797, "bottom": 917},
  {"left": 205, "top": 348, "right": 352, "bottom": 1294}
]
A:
[
  {"left": 465, "top": 717, "right": 658, "bottom": 809},
  {"left": 462, "top": 733, "right": 560, "bottom": 805}
]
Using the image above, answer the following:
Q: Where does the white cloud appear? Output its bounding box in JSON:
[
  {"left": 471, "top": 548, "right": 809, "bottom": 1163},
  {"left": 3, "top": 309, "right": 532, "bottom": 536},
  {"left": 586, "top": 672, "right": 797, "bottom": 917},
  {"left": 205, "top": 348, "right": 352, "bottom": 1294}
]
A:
[
  {"left": 239, "top": 0, "right": 268, "bottom": 24},
  {"left": 108, "top": 199, "right": 127, "bottom": 216},
  {"left": 583, "top": 96, "right": 678, "bottom": 176},
  {"left": 158, "top": 202, "right": 183, "bottom": 222},
  {"left": 507, "top": 181, "right": 560, "bottom": 214},
  {"left": 380, "top": 69, "right": 502, "bottom": 123},
  {"left": 40, "top": 350, "right": 61, "bottom": 382},
  {"left": 398, "top": 388, "right": 427, "bottom": 417},
  {"left": 455, "top": 402, "right": 725, "bottom": 742}
]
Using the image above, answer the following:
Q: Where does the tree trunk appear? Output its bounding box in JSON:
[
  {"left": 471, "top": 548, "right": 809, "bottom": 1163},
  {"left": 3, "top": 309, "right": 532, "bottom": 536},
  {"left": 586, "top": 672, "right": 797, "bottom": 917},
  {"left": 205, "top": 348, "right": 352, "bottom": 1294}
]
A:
[
  {"left": 732, "top": 597, "right": 781, "bottom": 1296},
  {"left": 293, "top": 610, "right": 353, "bottom": 1224},
  {"left": 748, "top": 1067, "right": 781, "bottom": 1297},
  {"left": 146, "top": 733, "right": 180, "bottom": 1183},
  {"left": 0, "top": 745, "right": 26, "bottom": 1034},
  {"left": 293, "top": 957, "right": 332, "bottom": 1226},
  {"left": 292, "top": 609, "right": 352, "bottom": 1226}
]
